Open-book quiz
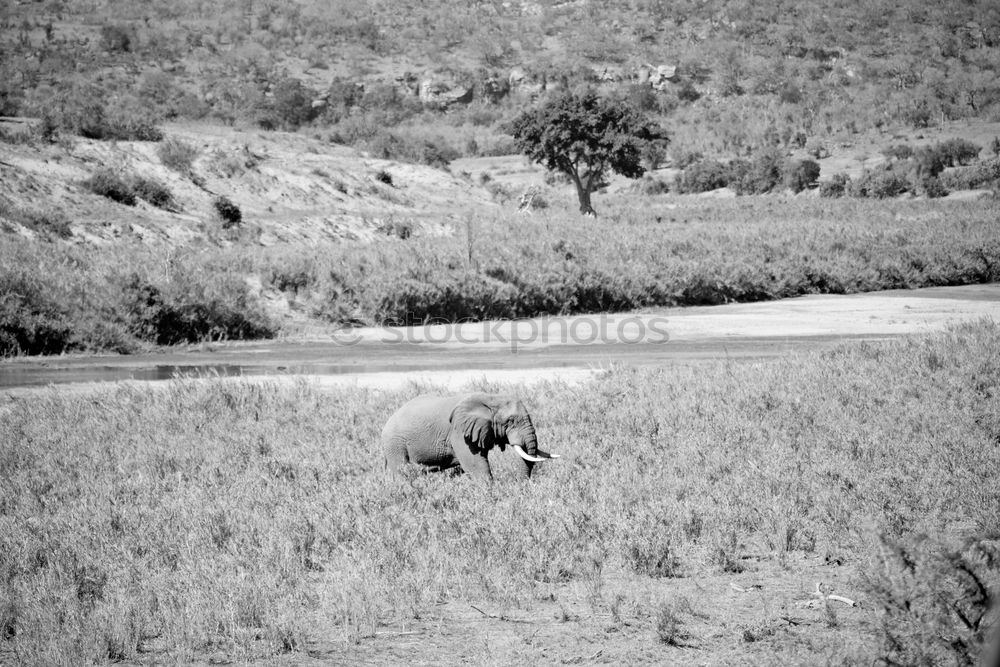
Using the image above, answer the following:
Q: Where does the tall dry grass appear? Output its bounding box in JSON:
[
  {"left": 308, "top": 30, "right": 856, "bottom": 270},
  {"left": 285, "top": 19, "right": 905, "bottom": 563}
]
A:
[{"left": 2, "top": 321, "right": 998, "bottom": 662}]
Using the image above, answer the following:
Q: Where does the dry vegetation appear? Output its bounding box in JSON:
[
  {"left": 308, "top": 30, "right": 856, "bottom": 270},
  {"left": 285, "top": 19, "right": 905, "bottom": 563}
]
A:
[
  {"left": 1, "top": 321, "right": 998, "bottom": 664},
  {"left": 2, "top": 0, "right": 999, "bottom": 162},
  {"left": 3, "top": 195, "right": 999, "bottom": 355}
]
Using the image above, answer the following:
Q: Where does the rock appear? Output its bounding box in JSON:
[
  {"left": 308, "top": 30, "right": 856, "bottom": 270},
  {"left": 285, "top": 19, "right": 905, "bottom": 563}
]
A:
[
  {"left": 419, "top": 74, "right": 473, "bottom": 109},
  {"left": 634, "top": 63, "right": 677, "bottom": 90},
  {"left": 394, "top": 71, "right": 420, "bottom": 98}
]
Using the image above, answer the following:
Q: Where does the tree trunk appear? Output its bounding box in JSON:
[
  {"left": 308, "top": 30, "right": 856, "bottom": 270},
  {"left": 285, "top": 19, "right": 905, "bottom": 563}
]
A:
[{"left": 575, "top": 181, "right": 596, "bottom": 217}]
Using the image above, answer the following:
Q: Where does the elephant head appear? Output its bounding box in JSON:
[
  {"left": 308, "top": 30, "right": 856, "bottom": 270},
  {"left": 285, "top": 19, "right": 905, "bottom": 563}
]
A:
[{"left": 450, "top": 394, "right": 560, "bottom": 466}]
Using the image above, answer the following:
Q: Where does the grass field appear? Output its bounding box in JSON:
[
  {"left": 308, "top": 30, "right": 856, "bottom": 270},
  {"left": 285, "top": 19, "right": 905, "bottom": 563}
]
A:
[
  {"left": 3, "top": 195, "right": 999, "bottom": 355},
  {"left": 1, "top": 321, "right": 998, "bottom": 664}
]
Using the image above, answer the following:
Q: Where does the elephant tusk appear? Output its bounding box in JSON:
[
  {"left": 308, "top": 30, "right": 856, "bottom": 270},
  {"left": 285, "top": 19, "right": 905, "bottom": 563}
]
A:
[{"left": 512, "top": 445, "right": 547, "bottom": 462}]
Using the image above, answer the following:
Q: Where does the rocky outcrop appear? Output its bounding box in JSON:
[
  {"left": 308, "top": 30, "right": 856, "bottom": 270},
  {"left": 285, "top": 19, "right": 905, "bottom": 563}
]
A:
[
  {"left": 634, "top": 64, "right": 677, "bottom": 90},
  {"left": 393, "top": 72, "right": 421, "bottom": 98},
  {"left": 418, "top": 74, "right": 473, "bottom": 109}
]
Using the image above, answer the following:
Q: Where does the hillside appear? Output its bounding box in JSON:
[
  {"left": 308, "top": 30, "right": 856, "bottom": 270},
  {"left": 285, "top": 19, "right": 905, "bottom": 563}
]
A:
[
  {"left": 2, "top": 0, "right": 999, "bottom": 163},
  {"left": 0, "top": 121, "right": 494, "bottom": 245}
]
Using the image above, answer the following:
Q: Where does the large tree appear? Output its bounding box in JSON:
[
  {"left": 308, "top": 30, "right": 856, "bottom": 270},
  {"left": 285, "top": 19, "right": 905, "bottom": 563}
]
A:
[{"left": 507, "top": 90, "right": 667, "bottom": 216}]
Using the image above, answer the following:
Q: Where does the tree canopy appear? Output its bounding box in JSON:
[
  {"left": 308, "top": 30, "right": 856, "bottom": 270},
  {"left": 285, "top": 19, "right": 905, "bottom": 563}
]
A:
[{"left": 507, "top": 90, "right": 667, "bottom": 216}]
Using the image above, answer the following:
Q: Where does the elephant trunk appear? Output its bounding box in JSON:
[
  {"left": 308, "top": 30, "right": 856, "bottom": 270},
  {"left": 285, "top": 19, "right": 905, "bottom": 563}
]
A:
[{"left": 510, "top": 414, "right": 560, "bottom": 463}]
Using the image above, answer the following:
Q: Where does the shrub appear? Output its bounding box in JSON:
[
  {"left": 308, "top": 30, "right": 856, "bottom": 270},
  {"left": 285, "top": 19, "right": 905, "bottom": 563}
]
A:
[
  {"left": 624, "top": 84, "right": 659, "bottom": 112},
  {"left": 465, "top": 136, "right": 479, "bottom": 156},
  {"left": 784, "top": 159, "right": 821, "bottom": 192},
  {"left": 50, "top": 88, "right": 163, "bottom": 142},
  {"left": 97, "top": 105, "right": 164, "bottom": 142},
  {"left": 637, "top": 176, "right": 671, "bottom": 195},
  {"left": 24, "top": 210, "right": 72, "bottom": 239},
  {"left": 868, "top": 534, "right": 1000, "bottom": 667},
  {"left": 374, "top": 170, "right": 393, "bottom": 186},
  {"left": 0, "top": 122, "right": 36, "bottom": 144},
  {"left": 82, "top": 169, "right": 137, "bottom": 206},
  {"left": 484, "top": 180, "right": 513, "bottom": 202},
  {"left": 208, "top": 147, "right": 256, "bottom": 178},
  {"left": 99, "top": 24, "right": 132, "bottom": 52},
  {"left": 913, "top": 146, "right": 947, "bottom": 179},
  {"left": 414, "top": 137, "right": 460, "bottom": 169},
  {"left": 157, "top": 137, "right": 199, "bottom": 174},
  {"left": 936, "top": 138, "right": 981, "bottom": 166},
  {"left": 819, "top": 173, "right": 850, "bottom": 198},
  {"left": 0, "top": 270, "right": 76, "bottom": 355},
  {"left": 901, "top": 99, "right": 933, "bottom": 128},
  {"left": 921, "top": 176, "right": 948, "bottom": 198},
  {"left": 882, "top": 144, "right": 914, "bottom": 160},
  {"left": 212, "top": 196, "right": 242, "bottom": 228},
  {"left": 677, "top": 159, "right": 730, "bottom": 193},
  {"left": 132, "top": 177, "right": 176, "bottom": 210},
  {"left": 641, "top": 137, "right": 668, "bottom": 171},
  {"left": 377, "top": 218, "right": 413, "bottom": 239},
  {"left": 0, "top": 199, "right": 72, "bottom": 239},
  {"left": 326, "top": 77, "right": 363, "bottom": 113},
  {"left": 939, "top": 158, "right": 1000, "bottom": 191},
  {"left": 849, "top": 167, "right": 911, "bottom": 199},
  {"left": 359, "top": 83, "right": 419, "bottom": 118},
  {"left": 58, "top": 90, "right": 164, "bottom": 142},
  {"left": 733, "top": 149, "right": 785, "bottom": 194},
  {"left": 677, "top": 81, "right": 701, "bottom": 102},
  {"left": 257, "top": 77, "right": 320, "bottom": 130},
  {"left": 361, "top": 131, "right": 459, "bottom": 169},
  {"left": 124, "top": 275, "right": 274, "bottom": 346}
]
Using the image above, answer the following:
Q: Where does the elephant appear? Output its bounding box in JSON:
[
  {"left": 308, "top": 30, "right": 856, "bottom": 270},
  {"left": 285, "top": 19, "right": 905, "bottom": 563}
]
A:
[{"left": 381, "top": 393, "right": 559, "bottom": 480}]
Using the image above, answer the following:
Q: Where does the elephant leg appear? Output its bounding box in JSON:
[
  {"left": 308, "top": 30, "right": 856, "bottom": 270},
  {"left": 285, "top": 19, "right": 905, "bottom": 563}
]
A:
[
  {"left": 449, "top": 432, "right": 493, "bottom": 481},
  {"left": 487, "top": 450, "right": 533, "bottom": 480},
  {"left": 382, "top": 437, "right": 410, "bottom": 476}
]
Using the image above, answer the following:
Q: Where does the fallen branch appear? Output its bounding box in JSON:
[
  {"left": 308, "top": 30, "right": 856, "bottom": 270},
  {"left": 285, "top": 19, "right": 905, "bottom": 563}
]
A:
[
  {"left": 469, "top": 604, "right": 535, "bottom": 624},
  {"left": 780, "top": 615, "right": 810, "bottom": 626},
  {"left": 470, "top": 604, "right": 495, "bottom": 618}
]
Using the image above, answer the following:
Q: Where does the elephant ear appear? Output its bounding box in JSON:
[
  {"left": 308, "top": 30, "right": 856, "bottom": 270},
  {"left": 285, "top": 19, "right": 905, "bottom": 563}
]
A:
[{"left": 450, "top": 398, "right": 496, "bottom": 454}]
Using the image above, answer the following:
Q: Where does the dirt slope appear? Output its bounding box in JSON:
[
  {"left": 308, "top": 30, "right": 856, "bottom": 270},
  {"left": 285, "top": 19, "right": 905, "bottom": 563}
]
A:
[{"left": 0, "top": 121, "right": 499, "bottom": 245}]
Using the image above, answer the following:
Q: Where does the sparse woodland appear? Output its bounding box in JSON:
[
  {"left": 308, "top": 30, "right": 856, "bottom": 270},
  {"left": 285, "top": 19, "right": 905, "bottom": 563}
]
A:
[{"left": 2, "top": 0, "right": 1000, "bottom": 168}]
